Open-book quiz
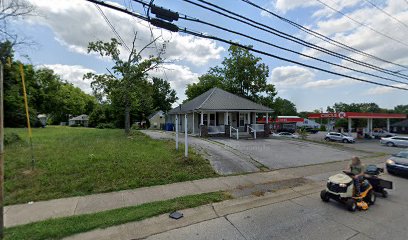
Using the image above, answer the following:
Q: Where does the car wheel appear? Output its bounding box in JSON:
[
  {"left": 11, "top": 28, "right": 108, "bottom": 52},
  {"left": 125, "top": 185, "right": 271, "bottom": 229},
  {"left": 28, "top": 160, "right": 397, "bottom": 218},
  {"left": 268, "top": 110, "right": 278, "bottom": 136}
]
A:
[
  {"left": 342, "top": 139, "right": 348, "bottom": 143},
  {"left": 364, "top": 190, "right": 376, "bottom": 205},
  {"left": 324, "top": 137, "right": 331, "bottom": 142},
  {"left": 386, "top": 142, "right": 395, "bottom": 147},
  {"left": 320, "top": 190, "right": 330, "bottom": 202},
  {"left": 346, "top": 199, "right": 357, "bottom": 212}
]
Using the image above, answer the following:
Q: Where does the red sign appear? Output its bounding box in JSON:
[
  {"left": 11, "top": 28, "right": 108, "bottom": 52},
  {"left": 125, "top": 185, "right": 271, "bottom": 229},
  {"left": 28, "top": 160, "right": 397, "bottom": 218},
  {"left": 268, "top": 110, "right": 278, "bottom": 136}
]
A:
[
  {"left": 257, "top": 117, "right": 304, "bottom": 123},
  {"left": 308, "top": 112, "right": 406, "bottom": 119}
]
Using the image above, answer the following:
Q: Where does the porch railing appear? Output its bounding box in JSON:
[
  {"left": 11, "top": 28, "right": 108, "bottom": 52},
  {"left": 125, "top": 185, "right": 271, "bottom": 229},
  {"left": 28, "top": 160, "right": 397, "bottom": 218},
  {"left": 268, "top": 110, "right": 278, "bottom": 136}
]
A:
[
  {"left": 208, "top": 125, "right": 225, "bottom": 135},
  {"left": 230, "top": 126, "right": 239, "bottom": 140},
  {"left": 248, "top": 126, "right": 256, "bottom": 139}
]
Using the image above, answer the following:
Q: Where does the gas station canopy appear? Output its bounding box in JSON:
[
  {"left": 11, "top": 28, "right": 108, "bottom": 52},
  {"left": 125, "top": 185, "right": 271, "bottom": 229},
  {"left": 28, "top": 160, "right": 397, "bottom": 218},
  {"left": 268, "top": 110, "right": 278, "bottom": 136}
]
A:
[{"left": 308, "top": 112, "right": 407, "bottom": 119}]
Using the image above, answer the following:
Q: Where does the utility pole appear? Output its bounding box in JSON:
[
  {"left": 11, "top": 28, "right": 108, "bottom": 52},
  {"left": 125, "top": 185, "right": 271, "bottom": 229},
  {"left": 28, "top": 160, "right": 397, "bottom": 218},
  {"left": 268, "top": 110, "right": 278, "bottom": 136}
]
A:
[{"left": 0, "top": 62, "right": 5, "bottom": 239}]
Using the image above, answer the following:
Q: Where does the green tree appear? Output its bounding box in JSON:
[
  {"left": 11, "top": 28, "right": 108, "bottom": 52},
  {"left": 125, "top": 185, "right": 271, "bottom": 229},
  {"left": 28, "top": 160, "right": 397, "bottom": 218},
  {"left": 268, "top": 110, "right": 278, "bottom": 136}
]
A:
[
  {"left": 271, "top": 97, "right": 297, "bottom": 116},
  {"left": 151, "top": 77, "right": 178, "bottom": 112},
  {"left": 185, "top": 45, "right": 276, "bottom": 102},
  {"left": 185, "top": 73, "right": 223, "bottom": 101},
  {"left": 84, "top": 36, "right": 164, "bottom": 134}
]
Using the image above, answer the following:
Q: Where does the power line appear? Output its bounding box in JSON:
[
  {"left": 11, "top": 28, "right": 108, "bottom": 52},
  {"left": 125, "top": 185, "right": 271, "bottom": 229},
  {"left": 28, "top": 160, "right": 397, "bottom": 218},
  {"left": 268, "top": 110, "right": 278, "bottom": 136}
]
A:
[
  {"left": 183, "top": 0, "right": 408, "bottom": 81},
  {"left": 182, "top": 29, "right": 408, "bottom": 91},
  {"left": 88, "top": 0, "right": 408, "bottom": 91},
  {"left": 315, "top": 0, "right": 408, "bottom": 48},
  {"left": 241, "top": 0, "right": 408, "bottom": 71},
  {"left": 94, "top": 3, "right": 131, "bottom": 52},
  {"left": 179, "top": 14, "right": 408, "bottom": 86},
  {"left": 363, "top": 0, "right": 408, "bottom": 30}
]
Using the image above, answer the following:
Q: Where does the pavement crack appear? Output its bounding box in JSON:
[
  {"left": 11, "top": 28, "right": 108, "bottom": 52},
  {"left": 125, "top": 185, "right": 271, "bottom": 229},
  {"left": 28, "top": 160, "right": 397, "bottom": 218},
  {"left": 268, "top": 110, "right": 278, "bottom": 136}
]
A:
[{"left": 224, "top": 216, "right": 249, "bottom": 240}]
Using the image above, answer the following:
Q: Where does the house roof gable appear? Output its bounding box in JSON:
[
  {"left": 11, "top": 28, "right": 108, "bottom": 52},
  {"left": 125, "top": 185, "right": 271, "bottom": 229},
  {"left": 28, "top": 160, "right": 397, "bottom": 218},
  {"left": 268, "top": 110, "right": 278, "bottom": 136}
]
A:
[{"left": 168, "top": 88, "right": 273, "bottom": 114}]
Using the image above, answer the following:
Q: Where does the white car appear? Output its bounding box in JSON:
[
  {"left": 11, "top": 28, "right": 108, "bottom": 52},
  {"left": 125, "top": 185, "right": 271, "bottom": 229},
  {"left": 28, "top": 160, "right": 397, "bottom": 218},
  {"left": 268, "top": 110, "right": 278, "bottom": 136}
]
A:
[
  {"left": 272, "top": 132, "right": 299, "bottom": 139},
  {"left": 372, "top": 130, "right": 396, "bottom": 139},
  {"left": 380, "top": 136, "right": 408, "bottom": 147},
  {"left": 324, "top": 132, "right": 355, "bottom": 143}
]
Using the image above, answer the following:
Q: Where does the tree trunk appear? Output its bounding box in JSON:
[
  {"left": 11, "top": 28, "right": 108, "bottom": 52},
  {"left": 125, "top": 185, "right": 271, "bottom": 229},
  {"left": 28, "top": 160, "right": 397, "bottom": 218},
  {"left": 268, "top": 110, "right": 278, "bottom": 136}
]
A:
[{"left": 124, "top": 103, "right": 131, "bottom": 135}]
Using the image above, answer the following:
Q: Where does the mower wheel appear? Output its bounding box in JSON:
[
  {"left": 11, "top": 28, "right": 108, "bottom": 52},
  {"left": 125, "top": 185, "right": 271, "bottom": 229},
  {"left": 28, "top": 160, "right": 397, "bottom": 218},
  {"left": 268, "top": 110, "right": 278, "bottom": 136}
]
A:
[
  {"left": 382, "top": 190, "right": 388, "bottom": 198},
  {"left": 365, "top": 190, "right": 376, "bottom": 205},
  {"left": 346, "top": 199, "right": 357, "bottom": 212},
  {"left": 320, "top": 190, "right": 330, "bottom": 202}
]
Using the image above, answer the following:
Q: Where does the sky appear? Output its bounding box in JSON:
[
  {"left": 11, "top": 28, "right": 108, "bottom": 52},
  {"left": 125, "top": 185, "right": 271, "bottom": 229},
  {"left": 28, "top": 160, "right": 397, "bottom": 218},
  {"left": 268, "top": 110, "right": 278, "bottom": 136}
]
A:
[{"left": 7, "top": 0, "right": 408, "bottom": 111}]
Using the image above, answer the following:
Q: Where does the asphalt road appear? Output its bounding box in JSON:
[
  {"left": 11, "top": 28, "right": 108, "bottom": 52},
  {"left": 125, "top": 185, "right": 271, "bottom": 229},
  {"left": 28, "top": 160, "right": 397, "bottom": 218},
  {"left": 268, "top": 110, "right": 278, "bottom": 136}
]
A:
[{"left": 146, "top": 173, "right": 408, "bottom": 240}]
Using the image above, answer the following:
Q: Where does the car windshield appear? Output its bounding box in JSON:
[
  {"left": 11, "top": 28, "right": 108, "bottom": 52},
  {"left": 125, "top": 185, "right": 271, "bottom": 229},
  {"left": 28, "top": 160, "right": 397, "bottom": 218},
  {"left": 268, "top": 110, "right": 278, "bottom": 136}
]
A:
[{"left": 395, "top": 151, "right": 408, "bottom": 158}]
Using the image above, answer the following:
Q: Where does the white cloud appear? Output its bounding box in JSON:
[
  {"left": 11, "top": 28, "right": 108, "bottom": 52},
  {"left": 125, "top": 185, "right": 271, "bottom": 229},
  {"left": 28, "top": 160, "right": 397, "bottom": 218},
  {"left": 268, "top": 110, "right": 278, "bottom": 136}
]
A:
[
  {"left": 364, "top": 83, "right": 407, "bottom": 95},
  {"left": 26, "top": 0, "right": 223, "bottom": 66},
  {"left": 150, "top": 64, "right": 200, "bottom": 103},
  {"left": 273, "top": 0, "right": 359, "bottom": 14},
  {"left": 270, "top": 65, "right": 357, "bottom": 89},
  {"left": 41, "top": 64, "right": 95, "bottom": 93},
  {"left": 270, "top": 65, "right": 315, "bottom": 87}
]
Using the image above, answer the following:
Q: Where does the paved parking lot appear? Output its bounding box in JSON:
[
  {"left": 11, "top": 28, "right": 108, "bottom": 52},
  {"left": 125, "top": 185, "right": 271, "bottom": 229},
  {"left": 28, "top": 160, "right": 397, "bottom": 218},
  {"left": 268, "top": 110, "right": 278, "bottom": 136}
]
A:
[
  {"left": 307, "top": 131, "right": 407, "bottom": 155},
  {"left": 213, "top": 138, "right": 365, "bottom": 169}
]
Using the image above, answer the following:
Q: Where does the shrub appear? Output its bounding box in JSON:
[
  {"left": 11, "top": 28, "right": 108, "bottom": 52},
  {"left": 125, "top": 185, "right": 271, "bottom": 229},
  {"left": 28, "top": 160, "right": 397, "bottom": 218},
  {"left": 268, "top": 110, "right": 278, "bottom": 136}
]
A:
[
  {"left": 4, "top": 132, "right": 22, "bottom": 145},
  {"left": 96, "top": 123, "right": 116, "bottom": 129},
  {"left": 319, "top": 125, "right": 326, "bottom": 131}
]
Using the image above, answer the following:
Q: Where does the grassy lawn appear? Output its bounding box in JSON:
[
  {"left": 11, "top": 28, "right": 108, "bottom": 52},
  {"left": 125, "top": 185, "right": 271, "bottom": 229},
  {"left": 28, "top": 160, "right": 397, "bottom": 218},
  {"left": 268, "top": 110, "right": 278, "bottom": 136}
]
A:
[
  {"left": 5, "top": 192, "right": 231, "bottom": 240},
  {"left": 5, "top": 126, "right": 217, "bottom": 205}
]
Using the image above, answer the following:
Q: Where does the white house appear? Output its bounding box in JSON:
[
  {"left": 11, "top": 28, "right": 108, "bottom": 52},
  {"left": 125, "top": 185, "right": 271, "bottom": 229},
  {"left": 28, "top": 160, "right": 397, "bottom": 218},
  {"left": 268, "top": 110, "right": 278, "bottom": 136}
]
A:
[
  {"left": 167, "top": 88, "right": 274, "bottom": 137},
  {"left": 69, "top": 114, "right": 89, "bottom": 127}
]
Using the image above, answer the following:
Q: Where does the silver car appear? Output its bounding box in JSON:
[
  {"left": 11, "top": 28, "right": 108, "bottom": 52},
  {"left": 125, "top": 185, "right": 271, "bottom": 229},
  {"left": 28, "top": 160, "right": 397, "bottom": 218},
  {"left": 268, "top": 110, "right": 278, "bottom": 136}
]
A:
[
  {"left": 324, "top": 132, "right": 355, "bottom": 143},
  {"left": 380, "top": 136, "right": 408, "bottom": 147}
]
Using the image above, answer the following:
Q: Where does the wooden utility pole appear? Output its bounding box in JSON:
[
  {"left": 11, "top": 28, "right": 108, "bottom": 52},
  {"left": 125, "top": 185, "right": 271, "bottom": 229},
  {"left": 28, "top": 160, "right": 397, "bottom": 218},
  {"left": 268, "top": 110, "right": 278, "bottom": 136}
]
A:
[{"left": 0, "top": 62, "right": 5, "bottom": 239}]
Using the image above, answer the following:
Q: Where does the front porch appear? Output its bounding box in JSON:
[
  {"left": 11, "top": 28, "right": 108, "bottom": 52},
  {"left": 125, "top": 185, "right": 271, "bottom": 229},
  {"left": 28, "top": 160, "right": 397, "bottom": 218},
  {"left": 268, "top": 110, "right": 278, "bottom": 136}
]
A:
[{"left": 199, "top": 111, "right": 270, "bottom": 139}]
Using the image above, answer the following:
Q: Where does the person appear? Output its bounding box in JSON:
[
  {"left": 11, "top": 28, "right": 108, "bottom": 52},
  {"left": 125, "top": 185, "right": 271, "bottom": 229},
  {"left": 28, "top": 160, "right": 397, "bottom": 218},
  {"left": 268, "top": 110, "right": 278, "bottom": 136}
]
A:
[{"left": 349, "top": 156, "right": 365, "bottom": 197}]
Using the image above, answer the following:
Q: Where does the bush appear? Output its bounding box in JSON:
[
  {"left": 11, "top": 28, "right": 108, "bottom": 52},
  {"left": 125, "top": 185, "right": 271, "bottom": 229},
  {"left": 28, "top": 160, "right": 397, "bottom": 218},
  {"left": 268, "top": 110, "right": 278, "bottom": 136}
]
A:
[
  {"left": 131, "top": 123, "right": 140, "bottom": 130},
  {"left": 96, "top": 123, "right": 116, "bottom": 129},
  {"left": 5, "top": 132, "right": 22, "bottom": 145},
  {"left": 319, "top": 125, "right": 326, "bottom": 131}
]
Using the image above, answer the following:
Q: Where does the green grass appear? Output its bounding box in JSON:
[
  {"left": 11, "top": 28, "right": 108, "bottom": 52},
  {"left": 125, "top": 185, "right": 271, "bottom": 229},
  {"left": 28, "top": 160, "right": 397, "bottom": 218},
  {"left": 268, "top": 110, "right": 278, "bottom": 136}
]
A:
[
  {"left": 4, "top": 126, "right": 217, "bottom": 205},
  {"left": 5, "top": 192, "right": 231, "bottom": 240}
]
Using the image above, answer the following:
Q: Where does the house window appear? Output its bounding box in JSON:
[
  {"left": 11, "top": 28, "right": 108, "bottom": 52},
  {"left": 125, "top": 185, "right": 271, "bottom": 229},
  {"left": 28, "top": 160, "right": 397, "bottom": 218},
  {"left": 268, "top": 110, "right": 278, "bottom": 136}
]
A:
[
  {"left": 203, "top": 114, "right": 208, "bottom": 126},
  {"left": 209, "top": 114, "right": 215, "bottom": 126}
]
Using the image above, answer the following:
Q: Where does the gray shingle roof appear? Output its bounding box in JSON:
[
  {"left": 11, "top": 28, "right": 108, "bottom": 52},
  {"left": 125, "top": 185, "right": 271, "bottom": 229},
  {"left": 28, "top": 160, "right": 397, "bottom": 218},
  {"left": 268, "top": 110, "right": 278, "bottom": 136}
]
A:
[{"left": 169, "top": 88, "right": 273, "bottom": 114}]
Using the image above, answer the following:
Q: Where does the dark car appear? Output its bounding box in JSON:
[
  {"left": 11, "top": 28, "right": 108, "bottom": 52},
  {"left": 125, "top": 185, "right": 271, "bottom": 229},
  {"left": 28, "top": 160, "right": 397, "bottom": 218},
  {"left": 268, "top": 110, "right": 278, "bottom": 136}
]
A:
[{"left": 386, "top": 151, "right": 408, "bottom": 176}]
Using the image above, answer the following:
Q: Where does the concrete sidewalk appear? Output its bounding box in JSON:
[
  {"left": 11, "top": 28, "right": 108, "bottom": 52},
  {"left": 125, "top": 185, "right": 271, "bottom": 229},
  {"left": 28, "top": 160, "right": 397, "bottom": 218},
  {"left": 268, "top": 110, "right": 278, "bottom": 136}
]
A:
[{"left": 5, "top": 155, "right": 387, "bottom": 227}]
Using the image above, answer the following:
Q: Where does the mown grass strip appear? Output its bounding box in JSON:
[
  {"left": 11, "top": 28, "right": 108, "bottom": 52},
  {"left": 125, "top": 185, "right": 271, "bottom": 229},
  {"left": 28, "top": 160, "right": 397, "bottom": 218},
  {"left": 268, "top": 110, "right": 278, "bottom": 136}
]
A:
[{"left": 5, "top": 192, "right": 231, "bottom": 240}]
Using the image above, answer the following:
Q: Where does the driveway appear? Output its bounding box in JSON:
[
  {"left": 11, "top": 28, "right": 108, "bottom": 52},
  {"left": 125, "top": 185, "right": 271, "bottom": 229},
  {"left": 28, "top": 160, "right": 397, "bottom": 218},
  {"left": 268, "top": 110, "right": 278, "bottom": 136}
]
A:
[
  {"left": 142, "top": 130, "right": 367, "bottom": 174},
  {"left": 140, "top": 130, "right": 260, "bottom": 175},
  {"left": 213, "top": 138, "right": 364, "bottom": 169}
]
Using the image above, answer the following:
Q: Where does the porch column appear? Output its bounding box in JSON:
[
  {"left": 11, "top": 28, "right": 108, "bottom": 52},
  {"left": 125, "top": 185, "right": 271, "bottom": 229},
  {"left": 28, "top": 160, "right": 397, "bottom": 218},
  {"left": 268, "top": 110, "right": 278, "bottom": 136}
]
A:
[
  {"left": 266, "top": 113, "right": 269, "bottom": 123},
  {"left": 386, "top": 118, "right": 390, "bottom": 132},
  {"left": 366, "top": 118, "right": 370, "bottom": 135},
  {"left": 192, "top": 111, "right": 195, "bottom": 135},
  {"left": 252, "top": 112, "right": 256, "bottom": 124},
  {"left": 200, "top": 112, "right": 204, "bottom": 125},
  {"left": 247, "top": 112, "right": 251, "bottom": 125},
  {"left": 348, "top": 118, "right": 352, "bottom": 135},
  {"left": 224, "top": 112, "right": 228, "bottom": 125}
]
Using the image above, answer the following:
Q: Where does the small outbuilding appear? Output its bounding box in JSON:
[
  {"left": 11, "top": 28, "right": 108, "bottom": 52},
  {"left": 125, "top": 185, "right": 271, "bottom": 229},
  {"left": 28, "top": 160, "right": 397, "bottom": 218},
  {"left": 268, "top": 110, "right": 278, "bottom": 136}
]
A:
[
  {"left": 69, "top": 114, "right": 89, "bottom": 127},
  {"left": 148, "top": 110, "right": 165, "bottom": 129}
]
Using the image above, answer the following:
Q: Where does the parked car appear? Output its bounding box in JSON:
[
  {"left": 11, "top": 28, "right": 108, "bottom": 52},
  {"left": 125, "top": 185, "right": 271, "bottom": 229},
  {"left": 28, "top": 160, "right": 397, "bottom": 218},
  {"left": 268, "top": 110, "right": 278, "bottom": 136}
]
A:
[
  {"left": 386, "top": 150, "right": 408, "bottom": 176},
  {"left": 380, "top": 136, "right": 408, "bottom": 147},
  {"left": 372, "top": 129, "right": 396, "bottom": 139},
  {"left": 324, "top": 132, "right": 355, "bottom": 143},
  {"left": 272, "top": 132, "right": 299, "bottom": 139}
]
